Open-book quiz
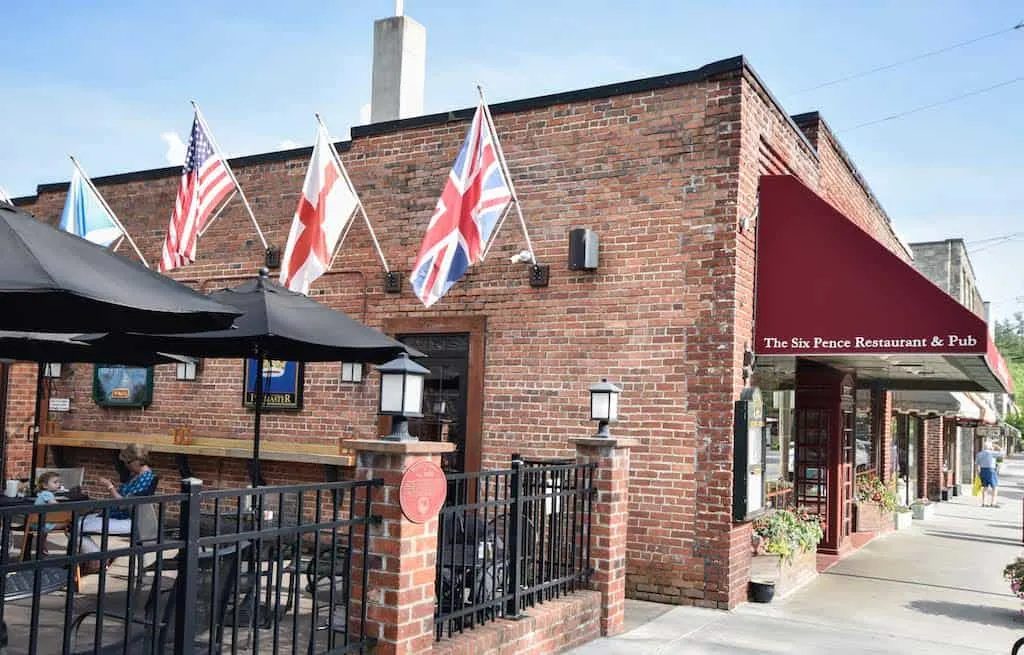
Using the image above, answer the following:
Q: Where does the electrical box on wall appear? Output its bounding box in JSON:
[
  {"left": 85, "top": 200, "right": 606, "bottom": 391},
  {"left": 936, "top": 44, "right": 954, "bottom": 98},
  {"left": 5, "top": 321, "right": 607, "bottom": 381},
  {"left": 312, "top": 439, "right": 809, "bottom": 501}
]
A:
[
  {"left": 733, "top": 386, "right": 767, "bottom": 522},
  {"left": 568, "top": 228, "right": 599, "bottom": 270}
]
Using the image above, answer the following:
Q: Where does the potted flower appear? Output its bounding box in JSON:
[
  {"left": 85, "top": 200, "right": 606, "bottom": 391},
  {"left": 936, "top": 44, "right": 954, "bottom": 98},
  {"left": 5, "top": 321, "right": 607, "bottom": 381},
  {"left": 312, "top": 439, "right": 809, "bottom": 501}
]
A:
[
  {"left": 911, "top": 498, "right": 935, "bottom": 520},
  {"left": 854, "top": 473, "right": 899, "bottom": 532},
  {"left": 749, "top": 508, "right": 824, "bottom": 602},
  {"left": 893, "top": 505, "right": 912, "bottom": 530},
  {"left": 1003, "top": 556, "right": 1024, "bottom": 606}
]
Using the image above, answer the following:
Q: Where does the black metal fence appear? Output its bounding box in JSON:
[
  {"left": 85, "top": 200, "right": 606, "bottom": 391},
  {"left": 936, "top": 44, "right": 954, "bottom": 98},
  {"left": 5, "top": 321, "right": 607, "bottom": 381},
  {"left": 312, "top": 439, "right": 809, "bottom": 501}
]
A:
[
  {"left": 434, "top": 455, "right": 596, "bottom": 640},
  {"left": 0, "top": 478, "right": 381, "bottom": 655}
]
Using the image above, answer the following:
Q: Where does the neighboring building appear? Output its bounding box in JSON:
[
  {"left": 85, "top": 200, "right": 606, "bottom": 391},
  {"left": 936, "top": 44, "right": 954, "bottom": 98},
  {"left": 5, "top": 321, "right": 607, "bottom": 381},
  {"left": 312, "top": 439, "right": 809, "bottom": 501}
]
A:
[
  {"left": 910, "top": 239, "right": 985, "bottom": 318},
  {"left": 1, "top": 47, "right": 1012, "bottom": 610}
]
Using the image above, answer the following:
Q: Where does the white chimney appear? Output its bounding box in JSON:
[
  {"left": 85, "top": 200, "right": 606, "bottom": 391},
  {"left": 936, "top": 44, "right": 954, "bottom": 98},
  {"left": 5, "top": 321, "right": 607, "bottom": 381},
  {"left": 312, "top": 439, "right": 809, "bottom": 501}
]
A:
[{"left": 370, "top": 4, "right": 426, "bottom": 123}]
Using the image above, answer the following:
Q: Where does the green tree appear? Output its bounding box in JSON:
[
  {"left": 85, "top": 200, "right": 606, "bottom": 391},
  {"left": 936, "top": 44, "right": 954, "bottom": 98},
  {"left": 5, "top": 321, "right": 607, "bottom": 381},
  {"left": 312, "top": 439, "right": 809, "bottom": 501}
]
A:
[{"left": 995, "top": 313, "right": 1024, "bottom": 428}]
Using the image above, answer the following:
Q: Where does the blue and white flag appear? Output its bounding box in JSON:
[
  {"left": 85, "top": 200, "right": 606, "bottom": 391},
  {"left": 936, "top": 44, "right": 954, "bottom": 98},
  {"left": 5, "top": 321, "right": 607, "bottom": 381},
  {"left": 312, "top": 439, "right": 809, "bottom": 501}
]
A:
[{"left": 59, "top": 168, "right": 123, "bottom": 247}]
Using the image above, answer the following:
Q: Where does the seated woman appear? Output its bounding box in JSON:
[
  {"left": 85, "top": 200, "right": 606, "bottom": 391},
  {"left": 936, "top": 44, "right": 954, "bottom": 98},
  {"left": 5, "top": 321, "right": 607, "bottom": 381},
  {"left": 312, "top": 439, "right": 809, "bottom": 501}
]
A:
[{"left": 77, "top": 444, "right": 157, "bottom": 571}]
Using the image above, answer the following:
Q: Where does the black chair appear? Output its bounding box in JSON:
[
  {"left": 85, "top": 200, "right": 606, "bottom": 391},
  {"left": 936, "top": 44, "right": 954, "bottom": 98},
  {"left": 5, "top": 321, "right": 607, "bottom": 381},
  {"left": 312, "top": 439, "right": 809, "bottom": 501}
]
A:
[{"left": 71, "top": 542, "right": 249, "bottom": 655}]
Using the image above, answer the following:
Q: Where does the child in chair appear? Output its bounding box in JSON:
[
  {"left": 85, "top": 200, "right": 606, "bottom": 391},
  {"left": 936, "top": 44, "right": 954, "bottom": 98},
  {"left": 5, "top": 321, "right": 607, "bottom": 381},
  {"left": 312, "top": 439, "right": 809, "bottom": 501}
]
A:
[{"left": 32, "top": 471, "right": 62, "bottom": 554}]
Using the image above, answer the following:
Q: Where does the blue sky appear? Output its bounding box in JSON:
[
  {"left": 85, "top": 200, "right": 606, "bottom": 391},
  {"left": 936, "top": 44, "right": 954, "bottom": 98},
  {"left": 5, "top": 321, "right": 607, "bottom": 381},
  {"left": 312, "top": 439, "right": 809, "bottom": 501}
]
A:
[{"left": 1, "top": 1, "right": 1021, "bottom": 318}]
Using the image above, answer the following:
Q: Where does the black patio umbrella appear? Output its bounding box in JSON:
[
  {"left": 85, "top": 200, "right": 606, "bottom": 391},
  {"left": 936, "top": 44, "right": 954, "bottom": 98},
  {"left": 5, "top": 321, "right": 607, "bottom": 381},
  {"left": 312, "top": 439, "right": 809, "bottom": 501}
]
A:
[
  {"left": 83, "top": 269, "right": 420, "bottom": 486},
  {"left": 0, "top": 202, "right": 241, "bottom": 334},
  {"left": 0, "top": 331, "right": 192, "bottom": 486}
]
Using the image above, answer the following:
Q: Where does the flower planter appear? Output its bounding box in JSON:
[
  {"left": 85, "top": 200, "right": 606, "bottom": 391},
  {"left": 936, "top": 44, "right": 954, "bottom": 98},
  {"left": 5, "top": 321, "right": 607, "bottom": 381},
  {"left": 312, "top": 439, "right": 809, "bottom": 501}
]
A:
[
  {"left": 911, "top": 501, "right": 935, "bottom": 520},
  {"left": 853, "top": 501, "right": 894, "bottom": 533},
  {"left": 893, "top": 510, "right": 912, "bottom": 530},
  {"left": 749, "top": 548, "right": 817, "bottom": 600}
]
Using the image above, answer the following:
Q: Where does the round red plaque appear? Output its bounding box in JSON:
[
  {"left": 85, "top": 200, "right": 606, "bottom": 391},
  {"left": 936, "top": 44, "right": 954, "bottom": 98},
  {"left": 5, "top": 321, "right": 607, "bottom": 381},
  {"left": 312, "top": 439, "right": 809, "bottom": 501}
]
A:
[{"left": 398, "top": 460, "right": 447, "bottom": 524}]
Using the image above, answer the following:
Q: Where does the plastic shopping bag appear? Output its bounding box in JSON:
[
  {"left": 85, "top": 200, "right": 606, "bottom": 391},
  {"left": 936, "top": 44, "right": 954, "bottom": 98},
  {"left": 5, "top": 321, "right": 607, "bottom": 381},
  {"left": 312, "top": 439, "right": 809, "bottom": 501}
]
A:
[{"left": 972, "top": 475, "right": 982, "bottom": 497}]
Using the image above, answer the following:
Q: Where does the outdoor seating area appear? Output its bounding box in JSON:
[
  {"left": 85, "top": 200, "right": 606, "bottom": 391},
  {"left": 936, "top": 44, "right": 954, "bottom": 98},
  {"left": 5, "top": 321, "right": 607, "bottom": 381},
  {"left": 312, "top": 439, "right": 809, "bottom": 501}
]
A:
[{"left": 0, "top": 479, "right": 375, "bottom": 655}]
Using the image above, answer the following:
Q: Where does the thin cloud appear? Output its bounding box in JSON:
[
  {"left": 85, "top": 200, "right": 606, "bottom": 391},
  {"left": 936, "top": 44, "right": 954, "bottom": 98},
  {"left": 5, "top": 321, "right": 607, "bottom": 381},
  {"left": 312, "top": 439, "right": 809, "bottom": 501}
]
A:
[
  {"left": 279, "top": 139, "right": 300, "bottom": 150},
  {"left": 161, "top": 132, "right": 186, "bottom": 166}
]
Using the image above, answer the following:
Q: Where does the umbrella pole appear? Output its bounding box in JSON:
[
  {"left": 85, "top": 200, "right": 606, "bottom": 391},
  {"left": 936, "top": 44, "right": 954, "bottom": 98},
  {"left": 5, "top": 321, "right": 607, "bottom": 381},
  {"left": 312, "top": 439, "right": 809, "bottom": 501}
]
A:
[
  {"left": 251, "top": 355, "right": 264, "bottom": 488},
  {"left": 29, "top": 363, "right": 45, "bottom": 488},
  {"left": 0, "top": 363, "right": 9, "bottom": 483}
]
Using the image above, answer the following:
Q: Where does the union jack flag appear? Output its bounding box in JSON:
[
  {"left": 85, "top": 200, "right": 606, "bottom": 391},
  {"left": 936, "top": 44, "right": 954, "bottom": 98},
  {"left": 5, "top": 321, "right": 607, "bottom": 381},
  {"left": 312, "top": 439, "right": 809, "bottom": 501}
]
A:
[
  {"left": 411, "top": 102, "right": 513, "bottom": 307},
  {"left": 160, "top": 113, "right": 235, "bottom": 272}
]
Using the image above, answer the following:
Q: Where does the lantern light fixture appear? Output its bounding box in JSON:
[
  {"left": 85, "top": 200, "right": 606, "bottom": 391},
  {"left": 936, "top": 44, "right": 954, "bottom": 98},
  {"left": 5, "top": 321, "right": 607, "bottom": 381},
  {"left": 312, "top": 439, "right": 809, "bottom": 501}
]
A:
[
  {"left": 377, "top": 353, "right": 429, "bottom": 441},
  {"left": 589, "top": 378, "right": 622, "bottom": 437}
]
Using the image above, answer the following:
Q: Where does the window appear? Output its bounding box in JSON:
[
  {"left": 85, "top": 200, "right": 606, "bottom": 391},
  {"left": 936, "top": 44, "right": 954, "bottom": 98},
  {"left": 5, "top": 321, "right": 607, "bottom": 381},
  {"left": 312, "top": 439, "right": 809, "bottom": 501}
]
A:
[
  {"left": 855, "top": 389, "right": 875, "bottom": 474},
  {"left": 340, "top": 362, "right": 363, "bottom": 384}
]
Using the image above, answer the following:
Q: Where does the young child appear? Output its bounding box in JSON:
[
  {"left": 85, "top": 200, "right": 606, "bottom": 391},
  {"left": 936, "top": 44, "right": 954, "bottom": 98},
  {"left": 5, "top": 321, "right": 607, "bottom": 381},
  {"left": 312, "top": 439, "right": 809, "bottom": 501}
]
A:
[{"left": 34, "top": 471, "right": 62, "bottom": 533}]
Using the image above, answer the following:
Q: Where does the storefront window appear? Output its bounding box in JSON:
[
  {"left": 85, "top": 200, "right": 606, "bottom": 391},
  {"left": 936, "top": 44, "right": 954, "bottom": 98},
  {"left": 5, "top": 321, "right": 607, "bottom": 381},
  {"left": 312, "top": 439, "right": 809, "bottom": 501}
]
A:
[
  {"left": 855, "top": 389, "right": 875, "bottom": 474},
  {"left": 763, "top": 390, "right": 794, "bottom": 507}
]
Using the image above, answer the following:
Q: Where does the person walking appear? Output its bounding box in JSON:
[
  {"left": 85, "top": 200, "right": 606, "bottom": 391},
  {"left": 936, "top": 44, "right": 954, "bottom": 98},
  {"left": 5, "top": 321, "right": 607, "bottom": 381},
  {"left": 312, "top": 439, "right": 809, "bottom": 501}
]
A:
[{"left": 975, "top": 440, "right": 1003, "bottom": 508}]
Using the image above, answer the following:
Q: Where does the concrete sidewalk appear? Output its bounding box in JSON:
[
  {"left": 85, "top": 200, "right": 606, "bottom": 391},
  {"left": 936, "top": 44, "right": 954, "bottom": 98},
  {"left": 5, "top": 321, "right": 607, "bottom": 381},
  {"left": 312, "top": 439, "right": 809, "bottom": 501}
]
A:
[{"left": 568, "top": 457, "right": 1024, "bottom": 654}]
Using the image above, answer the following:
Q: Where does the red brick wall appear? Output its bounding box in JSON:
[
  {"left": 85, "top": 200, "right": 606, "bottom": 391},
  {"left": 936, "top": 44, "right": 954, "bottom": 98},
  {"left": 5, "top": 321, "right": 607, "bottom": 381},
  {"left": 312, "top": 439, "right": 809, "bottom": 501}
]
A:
[
  {"left": 432, "top": 592, "right": 600, "bottom": 655},
  {"left": 923, "top": 417, "right": 943, "bottom": 501},
  {"left": 5, "top": 59, "right": 904, "bottom": 609},
  {"left": 5, "top": 363, "right": 39, "bottom": 480}
]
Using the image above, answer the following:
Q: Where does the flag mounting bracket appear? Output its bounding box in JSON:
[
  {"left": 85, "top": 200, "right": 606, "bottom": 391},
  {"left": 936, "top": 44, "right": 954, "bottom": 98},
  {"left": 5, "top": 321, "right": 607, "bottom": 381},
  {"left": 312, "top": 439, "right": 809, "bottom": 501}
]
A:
[
  {"left": 384, "top": 271, "right": 403, "bottom": 294},
  {"left": 529, "top": 264, "right": 550, "bottom": 288},
  {"left": 264, "top": 246, "right": 282, "bottom": 270}
]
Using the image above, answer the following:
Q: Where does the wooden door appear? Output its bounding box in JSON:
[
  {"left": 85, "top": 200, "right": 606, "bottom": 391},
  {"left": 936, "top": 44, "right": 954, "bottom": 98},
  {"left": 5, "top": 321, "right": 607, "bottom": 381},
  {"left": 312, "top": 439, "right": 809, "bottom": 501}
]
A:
[
  {"left": 794, "top": 408, "right": 830, "bottom": 526},
  {"left": 398, "top": 333, "right": 470, "bottom": 474},
  {"left": 839, "top": 409, "right": 855, "bottom": 539}
]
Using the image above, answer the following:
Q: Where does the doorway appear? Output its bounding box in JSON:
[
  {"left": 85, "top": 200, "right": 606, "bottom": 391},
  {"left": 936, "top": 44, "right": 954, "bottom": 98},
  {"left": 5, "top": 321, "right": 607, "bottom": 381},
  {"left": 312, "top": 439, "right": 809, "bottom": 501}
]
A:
[
  {"left": 894, "top": 414, "right": 920, "bottom": 505},
  {"left": 398, "top": 332, "right": 470, "bottom": 473},
  {"left": 387, "top": 316, "right": 486, "bottom": 475}
]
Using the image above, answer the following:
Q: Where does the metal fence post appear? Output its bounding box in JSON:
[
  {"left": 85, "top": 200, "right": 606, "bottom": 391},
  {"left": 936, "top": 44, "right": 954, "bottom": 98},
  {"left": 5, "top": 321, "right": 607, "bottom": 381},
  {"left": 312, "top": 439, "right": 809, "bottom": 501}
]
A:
[
  {"left": 505, "top": 458, "right": 524, "bottom": 618},
  {"left": 175, "top": 479, "right": 202, "bottom": 655}
]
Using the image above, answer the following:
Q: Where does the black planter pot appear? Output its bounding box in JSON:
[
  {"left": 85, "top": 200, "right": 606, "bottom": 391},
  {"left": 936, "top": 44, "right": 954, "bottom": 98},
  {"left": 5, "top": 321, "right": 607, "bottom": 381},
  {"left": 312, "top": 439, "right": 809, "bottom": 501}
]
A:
[{"left": 749, "top": 580, "right": 776, "bottom": 603}]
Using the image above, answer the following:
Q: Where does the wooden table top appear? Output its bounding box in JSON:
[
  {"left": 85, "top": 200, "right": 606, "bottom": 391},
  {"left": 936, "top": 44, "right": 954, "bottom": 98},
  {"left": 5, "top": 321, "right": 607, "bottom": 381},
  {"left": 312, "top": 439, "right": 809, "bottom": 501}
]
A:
[{"left": 40, "top": 430, "right": 356, "bottom": 467}]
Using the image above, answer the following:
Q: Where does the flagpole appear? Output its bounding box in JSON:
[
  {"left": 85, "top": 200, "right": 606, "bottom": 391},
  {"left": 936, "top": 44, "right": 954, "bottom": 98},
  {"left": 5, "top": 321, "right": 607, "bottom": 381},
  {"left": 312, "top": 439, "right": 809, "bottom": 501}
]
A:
[
  {"left": 198, "top": 189, "right": 238, "bottom": 237},
  {"left": 480, "top": 201, "right": 515, "bottom": 261},
  {"left": 327, "top": 207, "right": 359, "bottom": 272},
  {"left": 190, "top": 101, "right": 269, "bottom": 250},
  {"left": 69, "top": 156, "right": 151, "bottom": 268},
  {"left": 476, "top": 85, "right": 537, "bottom": 265},
  {"left": 315, "top": 113, "right": 391, "bottom": 272}
]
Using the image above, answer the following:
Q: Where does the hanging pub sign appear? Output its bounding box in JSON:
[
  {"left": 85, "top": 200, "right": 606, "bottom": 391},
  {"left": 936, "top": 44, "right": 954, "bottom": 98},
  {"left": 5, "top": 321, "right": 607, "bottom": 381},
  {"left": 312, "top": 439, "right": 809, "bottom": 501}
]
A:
[
  {"left": 733, "top": 386, "right": 766, "bottom": 522},
  {"left": 242, "top": 359, "right": 304, "bottom": 410},
  {"left": 93, "top": 365, "right": 154, "bottom": 408}
]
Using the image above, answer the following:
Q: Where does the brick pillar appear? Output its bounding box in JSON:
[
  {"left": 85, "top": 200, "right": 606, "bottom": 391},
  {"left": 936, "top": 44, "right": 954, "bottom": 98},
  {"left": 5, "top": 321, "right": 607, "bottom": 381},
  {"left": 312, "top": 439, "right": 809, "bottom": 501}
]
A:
[
  {"left": 348, "top": 439, "right": 455, "bottom": 655},
  {"left": 570, "top": 436, "right": 636, "bottom": 637},
  {"left": 923, "top": 417, "right": 943, "bottom": 501},
  {"left": 874, "top": 388, "right": 894, "bottom": 484}
]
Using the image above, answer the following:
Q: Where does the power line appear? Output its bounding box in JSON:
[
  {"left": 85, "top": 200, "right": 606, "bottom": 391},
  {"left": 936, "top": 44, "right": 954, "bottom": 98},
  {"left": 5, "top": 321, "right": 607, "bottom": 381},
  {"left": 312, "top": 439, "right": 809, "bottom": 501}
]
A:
[
  {"left": 843, "top": 75, "right": 1023, "bottom": 131},
  {"left": 967, "top": 232, "right": 1024, "bottom": 246},
  {"left": 793, "top": 20, "right": 1023, "bottom": 94},
  {"left": 969, "top": 235, "right": 1024, "bottom": 254}
]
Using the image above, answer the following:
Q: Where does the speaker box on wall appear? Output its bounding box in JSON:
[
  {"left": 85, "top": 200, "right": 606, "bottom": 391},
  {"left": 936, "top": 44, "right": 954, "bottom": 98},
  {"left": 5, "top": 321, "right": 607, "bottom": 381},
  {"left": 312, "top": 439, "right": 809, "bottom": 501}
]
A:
[{"left": 568, "top": 228, "right": 599, "bottom": 270}]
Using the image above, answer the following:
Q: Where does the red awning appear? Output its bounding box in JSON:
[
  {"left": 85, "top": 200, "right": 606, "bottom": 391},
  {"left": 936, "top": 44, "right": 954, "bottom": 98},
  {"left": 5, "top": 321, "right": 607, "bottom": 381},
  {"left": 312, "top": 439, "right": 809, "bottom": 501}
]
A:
[{"left": 753, "top": 175, "right": 1012, "bottom": 394}]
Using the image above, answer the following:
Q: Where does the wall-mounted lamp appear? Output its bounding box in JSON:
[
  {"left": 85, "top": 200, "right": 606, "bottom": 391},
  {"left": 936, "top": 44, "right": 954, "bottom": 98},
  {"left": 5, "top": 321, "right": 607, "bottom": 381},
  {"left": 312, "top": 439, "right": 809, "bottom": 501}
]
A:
[
  {"left": 175, "top": 360, "right": 198, "bottom": 381},
  {"left": 341, "top": 362, "right": 364, "bottom": 384},
  {"left": 589, "top": 378, "right": 622, "bottom": 438}
]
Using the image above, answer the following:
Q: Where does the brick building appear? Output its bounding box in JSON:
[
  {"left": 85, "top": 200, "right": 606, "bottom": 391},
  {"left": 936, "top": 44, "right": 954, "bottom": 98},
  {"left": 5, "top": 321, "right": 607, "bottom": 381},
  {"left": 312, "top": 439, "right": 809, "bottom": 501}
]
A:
[{"left": 1, "top": 54, "right": 1011, "bottom": 609}]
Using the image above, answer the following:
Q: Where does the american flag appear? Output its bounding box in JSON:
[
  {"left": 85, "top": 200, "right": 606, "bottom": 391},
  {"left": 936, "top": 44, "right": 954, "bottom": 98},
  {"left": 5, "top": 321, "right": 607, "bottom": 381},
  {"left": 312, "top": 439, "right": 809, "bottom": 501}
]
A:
[
  {"left": 411, "top": 103, "right": 512, "bottom": 307},
  {"left": 159, "top": 113, "right": 235, "bottom": 272}
]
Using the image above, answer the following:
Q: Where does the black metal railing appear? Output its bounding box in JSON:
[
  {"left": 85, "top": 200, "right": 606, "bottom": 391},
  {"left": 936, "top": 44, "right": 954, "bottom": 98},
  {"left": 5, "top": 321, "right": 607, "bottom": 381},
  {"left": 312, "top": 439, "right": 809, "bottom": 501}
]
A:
[
  {"left": 434, "top": 455, "right": 596, "bottom": 640},
  {"left": 0, "top": 478, "right": 381, "bottom": 655}
]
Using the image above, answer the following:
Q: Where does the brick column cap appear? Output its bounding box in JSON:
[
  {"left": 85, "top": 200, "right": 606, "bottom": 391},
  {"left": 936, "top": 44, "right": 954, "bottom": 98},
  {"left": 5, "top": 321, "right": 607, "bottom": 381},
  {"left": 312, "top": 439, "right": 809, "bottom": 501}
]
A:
[
  {"left": 346, "top": 439, "right": 456, "bottom": 455},
  {"left": 569, "top": 437, "right": 639, "bottom": 449}
]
